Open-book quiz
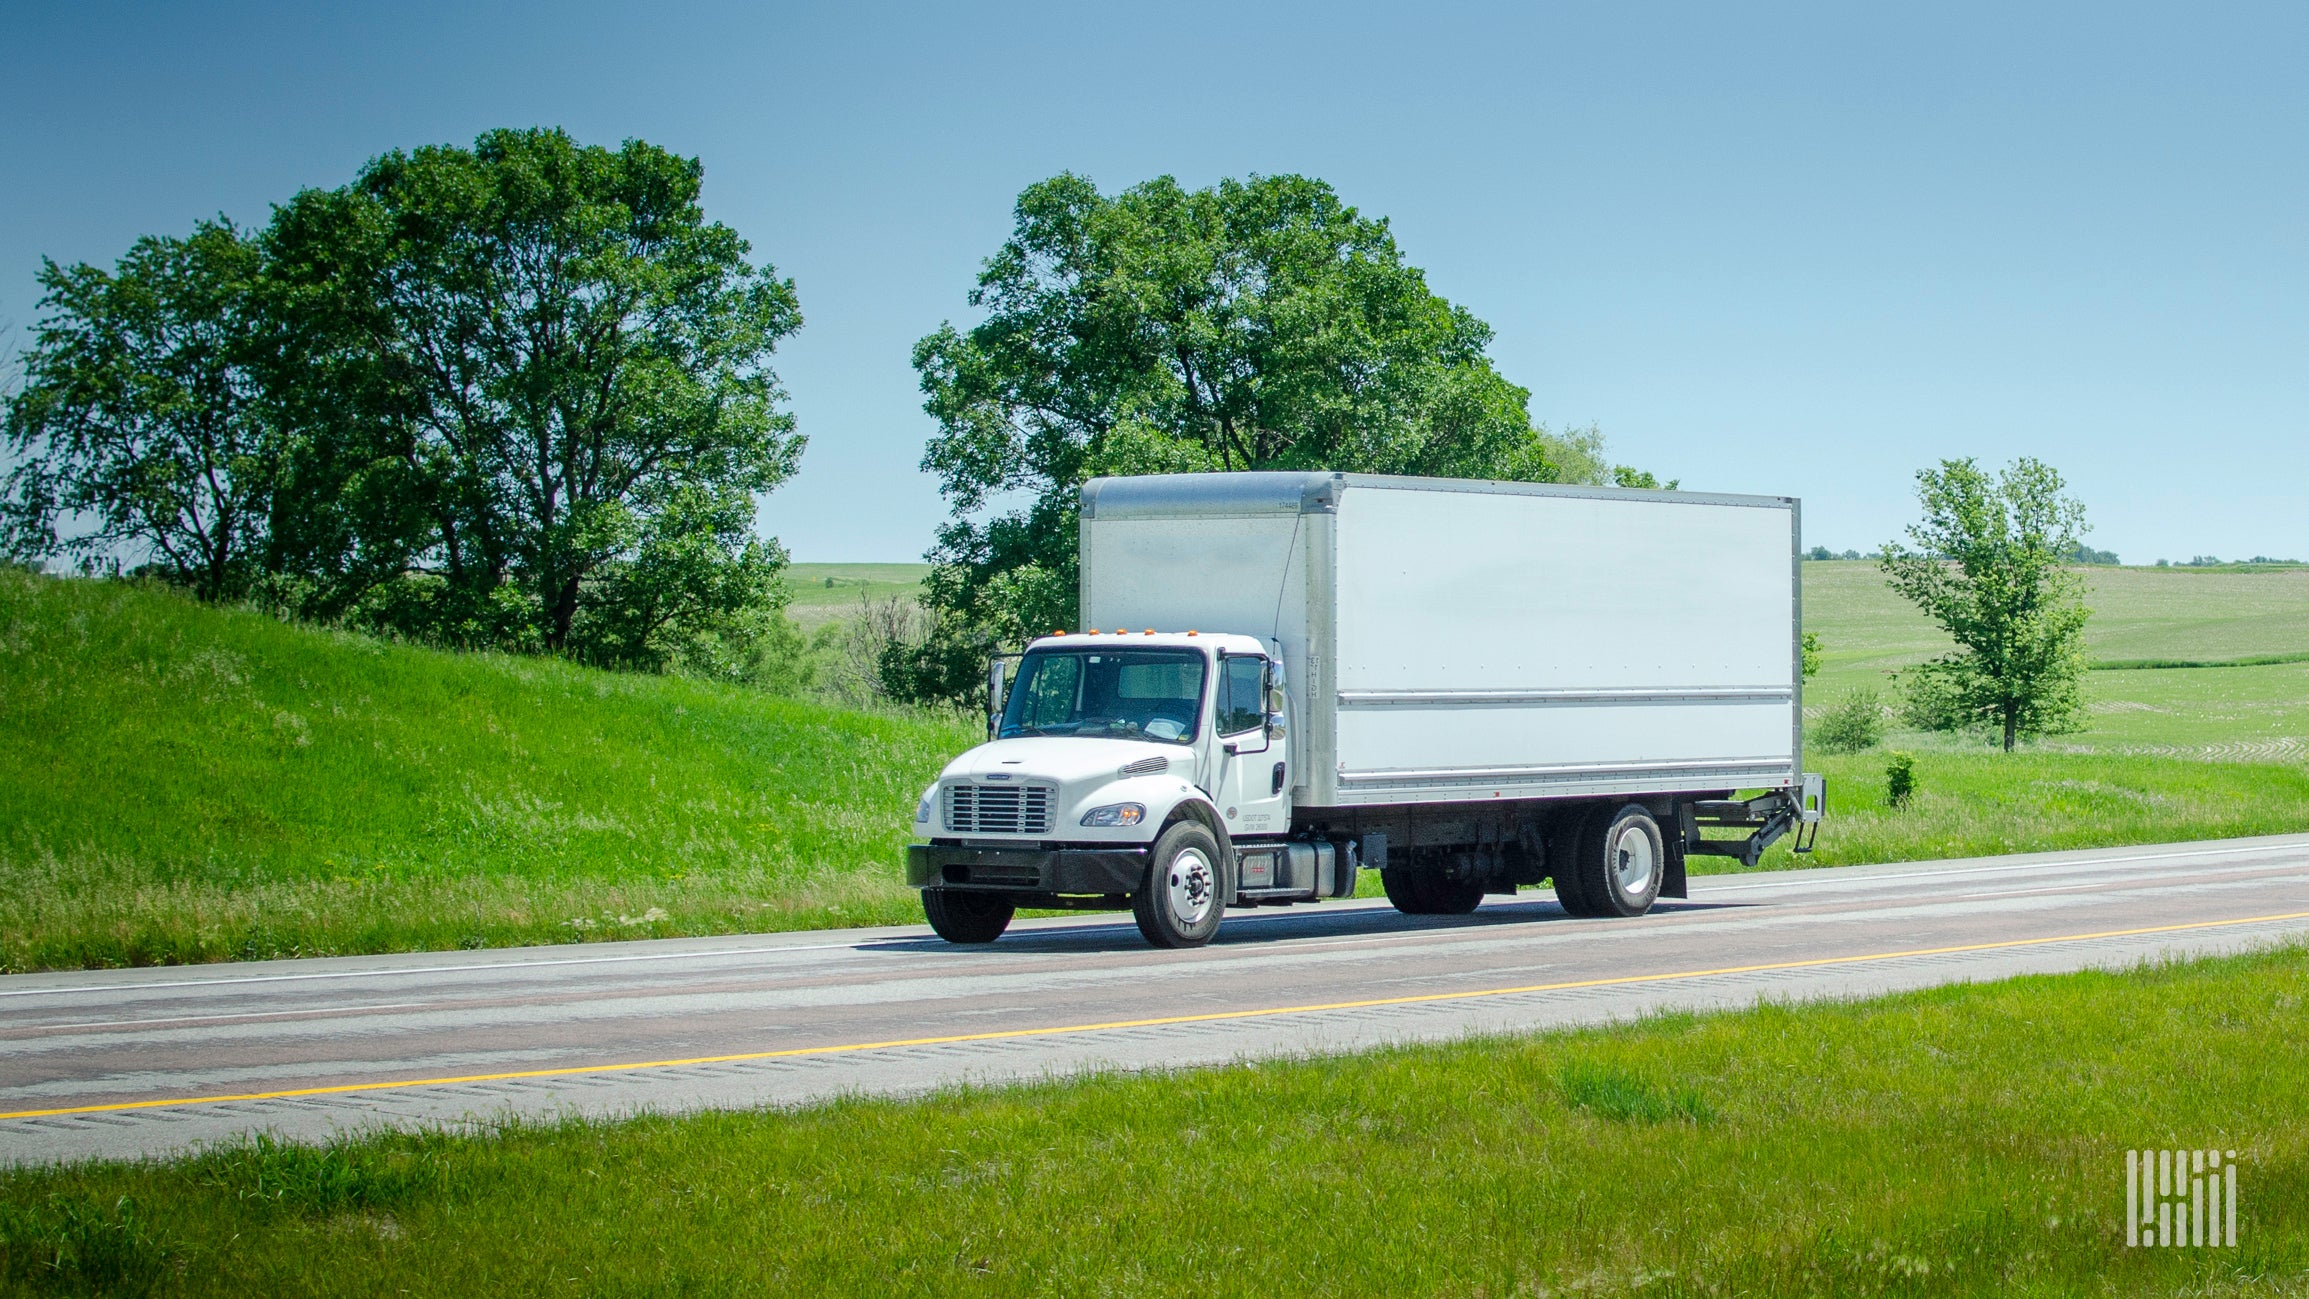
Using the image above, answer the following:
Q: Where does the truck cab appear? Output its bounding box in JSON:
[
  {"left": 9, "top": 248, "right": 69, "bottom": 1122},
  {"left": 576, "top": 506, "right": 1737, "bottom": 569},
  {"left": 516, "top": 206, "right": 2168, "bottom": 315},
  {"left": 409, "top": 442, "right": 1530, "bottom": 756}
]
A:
[{"left": 906, "top": 630, "right": 1337, "bottom": 947}]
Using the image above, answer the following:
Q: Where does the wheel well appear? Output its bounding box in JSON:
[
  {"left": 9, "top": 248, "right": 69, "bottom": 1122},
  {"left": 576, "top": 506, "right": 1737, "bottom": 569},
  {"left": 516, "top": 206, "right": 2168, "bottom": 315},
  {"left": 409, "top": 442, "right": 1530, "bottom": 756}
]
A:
[{"left": 1161, "top": 798, "right": 1232, "bottom": 859}]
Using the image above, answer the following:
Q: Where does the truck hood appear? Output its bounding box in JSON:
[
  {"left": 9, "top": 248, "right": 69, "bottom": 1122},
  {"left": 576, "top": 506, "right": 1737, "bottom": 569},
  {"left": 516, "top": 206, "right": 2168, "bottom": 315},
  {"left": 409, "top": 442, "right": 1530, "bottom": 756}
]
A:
[{"left": 941, "top": 737, "right": 1195, "bottom": 786}]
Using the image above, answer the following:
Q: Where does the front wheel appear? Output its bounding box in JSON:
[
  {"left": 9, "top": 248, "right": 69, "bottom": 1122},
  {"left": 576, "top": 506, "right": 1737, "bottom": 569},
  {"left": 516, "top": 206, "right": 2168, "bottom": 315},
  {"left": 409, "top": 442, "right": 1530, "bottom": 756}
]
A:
[
  {"left": 922, "top": 889, "right": 1015, "bottom": 944},
  {"left": 1133, "top": 821, "right": 1228, "bottom": 948}
]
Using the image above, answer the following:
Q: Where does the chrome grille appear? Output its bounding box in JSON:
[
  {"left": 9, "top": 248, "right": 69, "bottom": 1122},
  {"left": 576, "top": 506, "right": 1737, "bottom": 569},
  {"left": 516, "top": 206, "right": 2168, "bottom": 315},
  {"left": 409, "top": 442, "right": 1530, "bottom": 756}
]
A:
[{"left": 943, "top": 783, "right": 1053, "bottom": 835}]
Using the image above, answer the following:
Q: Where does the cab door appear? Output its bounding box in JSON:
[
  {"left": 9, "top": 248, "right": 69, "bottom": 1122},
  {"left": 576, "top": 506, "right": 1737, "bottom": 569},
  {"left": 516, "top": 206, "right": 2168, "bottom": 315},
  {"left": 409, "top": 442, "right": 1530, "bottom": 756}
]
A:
[{"left": 1214, "top": 653, "right": 1290, "bottom": 837}]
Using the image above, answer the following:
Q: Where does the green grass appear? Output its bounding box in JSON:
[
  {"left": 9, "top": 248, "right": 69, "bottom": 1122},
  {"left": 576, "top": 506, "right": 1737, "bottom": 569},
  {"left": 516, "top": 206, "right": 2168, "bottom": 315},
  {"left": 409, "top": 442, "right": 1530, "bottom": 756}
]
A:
[
  {"left": 5, "top": 945, "right": 2303, "bottom": 1296},
  {"left": 1754, "top": 750, "right": 2309, "bottom": 869},
  {"left": 781, "top": 562, "right": 929, "bottom": 630},
  {"left": 0, "top": 569, "right": 976, "bottom": 972}
]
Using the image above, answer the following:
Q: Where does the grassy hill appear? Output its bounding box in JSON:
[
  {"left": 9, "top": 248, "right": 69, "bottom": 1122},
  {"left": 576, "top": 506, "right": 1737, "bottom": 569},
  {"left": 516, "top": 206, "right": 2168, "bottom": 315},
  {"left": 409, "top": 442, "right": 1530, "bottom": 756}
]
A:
[{"left": 0, "top": 569, "right": 974, "bottom": 972}]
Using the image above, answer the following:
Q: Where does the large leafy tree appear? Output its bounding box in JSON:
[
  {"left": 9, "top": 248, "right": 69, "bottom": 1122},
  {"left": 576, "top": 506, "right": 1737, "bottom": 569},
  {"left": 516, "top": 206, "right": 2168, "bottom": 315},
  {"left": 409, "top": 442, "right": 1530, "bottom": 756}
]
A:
[
  {"left": 902, "top": 171, "right": 1585, "bottom": 701},
  {"left": 1881, "top": 457, "right": 2092, "bottom": 751},
  {"left": 3, "top": 222, "right": 276, "bottom": 600},
  {"left": 263, "top": 128, "right": 804, "bottom": 665}
]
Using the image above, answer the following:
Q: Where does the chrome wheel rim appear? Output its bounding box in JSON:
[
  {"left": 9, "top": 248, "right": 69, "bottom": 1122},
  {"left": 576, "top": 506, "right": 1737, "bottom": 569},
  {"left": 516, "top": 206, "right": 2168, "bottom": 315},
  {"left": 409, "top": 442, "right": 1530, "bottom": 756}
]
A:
[
  {"left": 1612, "top": 824, "right": 1656, "bottom": 896},
  {"left": 1167, "top": 846, "right": 1216, "bottom": 926}
]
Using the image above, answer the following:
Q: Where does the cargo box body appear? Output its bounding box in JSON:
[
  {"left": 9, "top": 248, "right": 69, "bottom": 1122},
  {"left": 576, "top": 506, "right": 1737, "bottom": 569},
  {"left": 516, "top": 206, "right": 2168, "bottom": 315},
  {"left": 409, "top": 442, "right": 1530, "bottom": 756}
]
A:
[{"left": 1078, "top": 472, "right": 1803, "bottom": 811}]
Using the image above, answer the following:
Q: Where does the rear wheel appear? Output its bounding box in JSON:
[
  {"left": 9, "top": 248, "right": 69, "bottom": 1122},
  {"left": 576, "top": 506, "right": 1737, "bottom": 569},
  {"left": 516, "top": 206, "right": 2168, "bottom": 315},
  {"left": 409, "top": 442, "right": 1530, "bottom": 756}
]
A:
[
  {"left": 1381, "top": 866, "right": 1485, "bottom": 916},
  {"left": 1550, "top": 813, "right": 1599, "bottom": 916},
  {"left": 1133, "top": 821, "right": 1228, "bottom": 948},
  {"left": 921, "top": 889, "right": 1015, "bottom": 944},
  {"left": 1562, "top": 804, "right": 1665, "bottom": 918}
]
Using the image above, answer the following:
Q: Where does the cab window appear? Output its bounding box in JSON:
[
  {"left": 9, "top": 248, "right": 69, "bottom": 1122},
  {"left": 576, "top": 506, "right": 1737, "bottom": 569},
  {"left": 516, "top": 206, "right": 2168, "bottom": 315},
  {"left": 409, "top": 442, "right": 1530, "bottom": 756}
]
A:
[{"left": 997, "top": 648, "right": 1206, "bottom": 744}]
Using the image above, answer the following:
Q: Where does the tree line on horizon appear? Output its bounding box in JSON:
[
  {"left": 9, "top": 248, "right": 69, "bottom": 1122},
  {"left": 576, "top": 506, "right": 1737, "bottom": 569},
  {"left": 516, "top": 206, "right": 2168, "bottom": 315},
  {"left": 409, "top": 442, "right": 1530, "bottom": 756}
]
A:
[{"left": 3, "top": 126, "right": 2094, "bottom": 747}]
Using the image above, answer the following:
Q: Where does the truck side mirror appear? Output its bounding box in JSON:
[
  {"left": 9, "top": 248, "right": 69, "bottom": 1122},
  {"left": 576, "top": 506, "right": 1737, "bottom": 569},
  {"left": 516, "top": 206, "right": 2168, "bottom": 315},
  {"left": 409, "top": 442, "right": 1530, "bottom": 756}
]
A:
[
  {"left": 986, "top": 659, "right": 1008, "bottom": 738},
  {"left": 1264, "top": 661, "right": 1288, "bottom": 741}
]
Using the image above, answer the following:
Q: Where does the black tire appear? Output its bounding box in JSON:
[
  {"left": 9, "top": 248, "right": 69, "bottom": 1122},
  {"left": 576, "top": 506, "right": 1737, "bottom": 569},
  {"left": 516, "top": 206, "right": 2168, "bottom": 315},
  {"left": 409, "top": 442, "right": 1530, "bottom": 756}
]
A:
[
  {"left": 1381, "top": 865, "right": 1485, "bottom": 916},
  {"left": 1380, "top": 866, "right": 1430, "bottom": 914},
  {"left": 1550, "top": 811, "right": 1601, "bottom": 917},
  {"left": 921, "top": 889, "right": 1015, "bottom": 944},
  {"left": 1565, "top": 804, "right": 1665, "bottom": 918},
  {"left": 1133, "top": 821, "right": 1229, "bottom": 948}
]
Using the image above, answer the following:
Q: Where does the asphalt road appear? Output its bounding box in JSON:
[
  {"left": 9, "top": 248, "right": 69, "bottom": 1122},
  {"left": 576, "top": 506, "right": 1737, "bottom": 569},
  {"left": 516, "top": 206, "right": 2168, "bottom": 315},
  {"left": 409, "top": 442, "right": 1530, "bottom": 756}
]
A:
[{"left": 6, "top": 833, "right": 2308, "bottom": 1166}]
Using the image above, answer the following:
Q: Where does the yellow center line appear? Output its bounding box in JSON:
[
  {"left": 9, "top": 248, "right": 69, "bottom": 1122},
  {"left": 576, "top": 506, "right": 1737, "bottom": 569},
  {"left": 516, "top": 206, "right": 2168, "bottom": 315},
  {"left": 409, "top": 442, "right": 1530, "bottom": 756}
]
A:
[{"left": 8, "top": 909, "right": 2308, "bottom": 1123}]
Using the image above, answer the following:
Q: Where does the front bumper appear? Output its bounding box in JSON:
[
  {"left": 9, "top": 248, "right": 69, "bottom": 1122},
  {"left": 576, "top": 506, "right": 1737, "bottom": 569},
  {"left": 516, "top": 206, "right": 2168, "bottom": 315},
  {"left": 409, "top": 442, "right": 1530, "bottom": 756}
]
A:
[{"left": 906, "top": 843, "right": 1149, "bottom": 894}]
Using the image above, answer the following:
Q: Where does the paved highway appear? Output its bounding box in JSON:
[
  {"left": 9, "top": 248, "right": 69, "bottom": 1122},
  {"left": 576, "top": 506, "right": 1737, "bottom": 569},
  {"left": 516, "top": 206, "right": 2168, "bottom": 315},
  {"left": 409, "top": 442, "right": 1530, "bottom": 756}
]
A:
[{"left": 6, "top": 833, "right": 2307, "bottom": 1166}]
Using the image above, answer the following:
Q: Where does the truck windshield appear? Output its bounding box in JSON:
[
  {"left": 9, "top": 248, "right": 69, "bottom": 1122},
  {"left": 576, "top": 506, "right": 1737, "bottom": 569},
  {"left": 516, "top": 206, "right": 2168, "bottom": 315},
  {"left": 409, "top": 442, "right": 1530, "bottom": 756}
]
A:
[{"left": 999, "top": 649, "right": 1206, "bottom": 744}]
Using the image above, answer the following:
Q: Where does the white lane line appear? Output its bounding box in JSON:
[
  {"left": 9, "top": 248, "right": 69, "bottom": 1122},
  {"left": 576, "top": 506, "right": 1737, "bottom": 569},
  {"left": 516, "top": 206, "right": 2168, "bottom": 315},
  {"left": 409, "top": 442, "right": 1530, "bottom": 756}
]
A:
[
  {"left": 0, "top": 931, "right": 1035, "bottom": 1000},
  {"left": 1694, "top": 842, "right": 2307, "bottom": 894},
  {"left": 10, "top": 872, "right": 2292, "bottom": 1025},
  {"left": 0, "top": 915, "right": 1359, "bottom": 1001},
  {"left": 3, "top": 1001, "right": 447, "bottom": 1035},
  {"left": 8, "top": 841, "right": 2304, "bottom": 1001},
  {"left": 15, "top": 873, "right": 2297, "bottom": 1034},
  {"left": 1924, "top": 861, "right": 2309, "bottom": 905}
]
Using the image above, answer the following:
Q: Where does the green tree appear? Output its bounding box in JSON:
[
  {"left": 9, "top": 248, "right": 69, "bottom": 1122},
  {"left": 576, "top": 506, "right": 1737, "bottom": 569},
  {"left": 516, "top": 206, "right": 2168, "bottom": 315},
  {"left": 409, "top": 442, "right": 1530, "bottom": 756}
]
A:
[
  {"left": 3, "top": 222, "right": 275, "bottom": 600},
  {"left": 262, "top": 127, "right": 804, "bottom": 667},
  {"left": 1881, "top": 457, "right": 2091, "bottom": 751},
  {"left": 902, "top": 171, "right": 1612, "bottom": 702}
]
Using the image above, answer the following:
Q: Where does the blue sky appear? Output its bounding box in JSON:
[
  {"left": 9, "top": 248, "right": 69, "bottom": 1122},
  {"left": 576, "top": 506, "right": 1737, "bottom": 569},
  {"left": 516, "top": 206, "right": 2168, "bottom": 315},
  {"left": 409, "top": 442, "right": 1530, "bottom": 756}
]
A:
[{"left": 3, "top": 1, "right": 2302, "bottom": 563}]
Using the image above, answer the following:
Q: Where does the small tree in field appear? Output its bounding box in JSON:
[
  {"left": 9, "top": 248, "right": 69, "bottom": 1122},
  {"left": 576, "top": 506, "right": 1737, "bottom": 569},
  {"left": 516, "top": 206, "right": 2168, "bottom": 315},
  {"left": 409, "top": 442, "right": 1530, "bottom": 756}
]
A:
[
  {"left": 1881, "top": 457, "right": 2090, "bottom": 751},
  {"left": 1813, "top": 687, "right": 1886, "bottom": 754}
]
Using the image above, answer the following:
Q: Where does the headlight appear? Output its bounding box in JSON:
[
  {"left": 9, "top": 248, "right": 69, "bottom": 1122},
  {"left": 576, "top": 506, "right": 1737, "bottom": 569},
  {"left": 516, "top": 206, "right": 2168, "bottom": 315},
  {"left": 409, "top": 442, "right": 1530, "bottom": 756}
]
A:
[
  {"left": 1080, "top": 802, "right": 1145, "bottom": 827},
  {"left": 915, "top": 790, "right": 936, "bottom": 824}
]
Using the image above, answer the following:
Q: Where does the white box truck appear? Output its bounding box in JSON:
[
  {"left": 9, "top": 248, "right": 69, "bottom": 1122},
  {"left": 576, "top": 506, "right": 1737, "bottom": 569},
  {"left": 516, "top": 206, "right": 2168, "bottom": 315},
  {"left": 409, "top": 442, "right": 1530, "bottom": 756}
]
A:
[{"left": 906, "top": 471, "right": 1824, "bottom": 947}]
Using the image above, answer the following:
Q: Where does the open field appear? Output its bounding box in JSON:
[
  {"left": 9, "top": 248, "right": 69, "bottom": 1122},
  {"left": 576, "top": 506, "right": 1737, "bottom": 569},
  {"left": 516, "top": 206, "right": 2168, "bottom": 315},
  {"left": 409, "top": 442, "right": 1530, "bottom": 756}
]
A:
[
  {"left": 0, "top": 569, "right": 975, "bottom": 972},
  {"left": 4, "top": 944, "right": 2302, "bottom": 1296},
  {"left": 1803, "top": 561, "right": 2309, "bottom": 757},
  {"left": 781, "top": 562, "right": 929, "bottom": 630},
  {"left": 1744, "top": 562, "right": 2309, "bottom": 869},
  {"left": 1803, "top": 560, "right": 2309, "bottom": 688}
]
